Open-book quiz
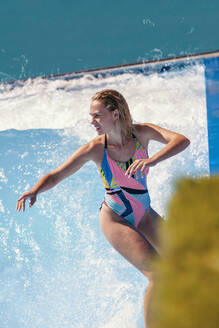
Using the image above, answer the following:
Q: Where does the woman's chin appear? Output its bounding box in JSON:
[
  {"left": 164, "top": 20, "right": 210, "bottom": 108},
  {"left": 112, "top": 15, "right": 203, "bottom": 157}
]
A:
[{"left": 96, "top": 128, "right": 102, "bottom": 134}]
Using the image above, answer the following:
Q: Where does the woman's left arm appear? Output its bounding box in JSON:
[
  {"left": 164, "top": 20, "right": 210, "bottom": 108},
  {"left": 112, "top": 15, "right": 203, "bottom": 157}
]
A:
[{"left": 126, "top": 123, "right": 190, "bottom": 178}]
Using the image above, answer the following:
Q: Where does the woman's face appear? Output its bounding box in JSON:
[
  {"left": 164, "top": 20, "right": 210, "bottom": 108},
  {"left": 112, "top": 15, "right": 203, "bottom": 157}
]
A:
[{"left": 90, "top": 100, "right": 118, "bottom": 135}]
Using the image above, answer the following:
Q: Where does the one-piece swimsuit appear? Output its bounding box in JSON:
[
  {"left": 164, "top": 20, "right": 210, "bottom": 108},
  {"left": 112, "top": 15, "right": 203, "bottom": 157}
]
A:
[{"left": 99, "top": 133, "right": 151, "bottom": 227}]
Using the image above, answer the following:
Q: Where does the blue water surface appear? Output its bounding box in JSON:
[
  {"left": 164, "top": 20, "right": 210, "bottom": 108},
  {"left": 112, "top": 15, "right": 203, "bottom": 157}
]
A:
[{"left": 1, "top": 0, "right": 219, "bottom": 81}]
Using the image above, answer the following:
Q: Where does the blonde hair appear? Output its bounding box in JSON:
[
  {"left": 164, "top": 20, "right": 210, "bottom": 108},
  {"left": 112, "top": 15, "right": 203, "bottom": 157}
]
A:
[{"left": 91, "top": 89, "right": 135, "bottom": 137}]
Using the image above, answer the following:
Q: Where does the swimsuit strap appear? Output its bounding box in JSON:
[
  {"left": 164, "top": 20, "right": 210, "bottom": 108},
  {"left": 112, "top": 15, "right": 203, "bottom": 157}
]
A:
[{"left": 104, "top": 134, "right": 108, "bottom": 149}]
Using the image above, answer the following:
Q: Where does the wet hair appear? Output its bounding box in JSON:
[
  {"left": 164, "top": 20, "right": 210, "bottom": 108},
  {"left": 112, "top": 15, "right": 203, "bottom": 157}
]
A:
[{"left": 91, "top": 89, "right": 135, "bottom": 137}]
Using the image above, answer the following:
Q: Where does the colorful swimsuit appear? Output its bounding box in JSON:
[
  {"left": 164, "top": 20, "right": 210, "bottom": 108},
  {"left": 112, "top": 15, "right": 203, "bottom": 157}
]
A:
[{"left": 99, "top": 134, "right": 151, "bottom": 228}]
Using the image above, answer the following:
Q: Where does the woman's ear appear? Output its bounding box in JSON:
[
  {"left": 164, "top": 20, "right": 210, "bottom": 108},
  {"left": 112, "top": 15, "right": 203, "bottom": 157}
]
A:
[{"left": 112, "top": 109, "right": 119, "bottom": 121}]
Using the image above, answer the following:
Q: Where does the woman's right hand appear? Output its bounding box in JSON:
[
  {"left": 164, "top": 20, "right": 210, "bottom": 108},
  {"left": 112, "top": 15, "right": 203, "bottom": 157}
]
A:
[{"left": 16, "top": 191, "right": 37, "bottom": 212}]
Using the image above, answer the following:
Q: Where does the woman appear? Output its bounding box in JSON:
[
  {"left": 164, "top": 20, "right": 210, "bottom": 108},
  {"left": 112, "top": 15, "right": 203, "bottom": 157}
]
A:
[{"left": 17, "top": 89, "right": 190, "bottom": 327}]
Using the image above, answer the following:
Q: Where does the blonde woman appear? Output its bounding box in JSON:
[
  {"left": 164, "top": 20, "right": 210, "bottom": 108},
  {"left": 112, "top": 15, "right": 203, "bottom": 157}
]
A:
[{"left": 17, "top": 89, "right": 190, "bottom": 327}]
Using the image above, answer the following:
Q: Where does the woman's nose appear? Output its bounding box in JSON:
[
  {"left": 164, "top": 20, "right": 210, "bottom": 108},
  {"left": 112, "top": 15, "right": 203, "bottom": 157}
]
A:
[{"left": 91, "top": 117, "right": 96, "bottom": 125}]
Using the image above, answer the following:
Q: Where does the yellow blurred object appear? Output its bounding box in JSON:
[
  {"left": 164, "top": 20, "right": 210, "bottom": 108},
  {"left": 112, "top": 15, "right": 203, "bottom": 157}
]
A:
[{"left": 149, "top": 176, "right": 219, "bottom": 328}]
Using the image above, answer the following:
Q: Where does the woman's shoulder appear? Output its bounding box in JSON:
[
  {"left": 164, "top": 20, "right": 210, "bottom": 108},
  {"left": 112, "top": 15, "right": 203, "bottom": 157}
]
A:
[
  {"left": 133, "top": 123, "right": 152, "bottom": 133},
  {"left": 84, "top": 135, "right": 105, "bottom": 164},
  {"left": 132, "top": 123, "right": 152, "bottom": 148},
  {"left": 133, "top": 122, "right": 165, "bottom": 138},
  {"left": 87, "top": 135, "right": 105, "bottom": 149}
]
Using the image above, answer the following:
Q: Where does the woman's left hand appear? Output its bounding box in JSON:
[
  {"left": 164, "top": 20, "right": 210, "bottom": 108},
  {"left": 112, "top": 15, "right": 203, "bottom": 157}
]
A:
[{"left": 125, "top": 158, "right": 156, "bottom": 178}]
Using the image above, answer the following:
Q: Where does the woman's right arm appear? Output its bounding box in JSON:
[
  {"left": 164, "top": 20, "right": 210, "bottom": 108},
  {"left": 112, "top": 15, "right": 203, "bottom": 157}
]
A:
[{"left": 16, "top": 140, "right": 98, "bottom": 212}]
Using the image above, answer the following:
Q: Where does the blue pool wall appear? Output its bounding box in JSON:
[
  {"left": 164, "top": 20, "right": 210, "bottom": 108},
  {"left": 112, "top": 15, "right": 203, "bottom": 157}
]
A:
[{"left": 204, "top": 55, "right": 219, "bottom": 175}]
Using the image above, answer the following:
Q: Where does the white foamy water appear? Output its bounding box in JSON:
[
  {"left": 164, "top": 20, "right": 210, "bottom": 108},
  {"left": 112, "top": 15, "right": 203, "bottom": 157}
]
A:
[
  {"left": 0, "top": 62, "right": 209, "bottom": 328},
  {"left": 0, "top": 62, "right": 209, "bottom": 208}
]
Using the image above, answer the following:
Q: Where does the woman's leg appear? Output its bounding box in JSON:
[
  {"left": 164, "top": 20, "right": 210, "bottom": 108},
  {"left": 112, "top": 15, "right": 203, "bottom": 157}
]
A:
[
  {"left": 137, "top": 207, "right": 164, "bottom": 256},
  {"left": 100, "top": 203, "right": 159, "bottom": 327}
]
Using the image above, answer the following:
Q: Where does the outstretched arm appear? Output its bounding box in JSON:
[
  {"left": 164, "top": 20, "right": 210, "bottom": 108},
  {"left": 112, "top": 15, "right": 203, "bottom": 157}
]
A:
[
  {"left": 126, "top": 123, "right": 190, "bottom": 178},
  {"left": 16, "top": 141, "right": 97, "bottom": 211}
]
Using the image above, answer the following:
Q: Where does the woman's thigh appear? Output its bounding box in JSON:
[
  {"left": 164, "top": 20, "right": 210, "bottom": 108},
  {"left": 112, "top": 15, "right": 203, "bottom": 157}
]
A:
[
  {"left": 137, "top": 207, "right": 164, "bottom": 255},
  {"left": 99, "top": 203, "right": 159, "bottom": 275}
]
